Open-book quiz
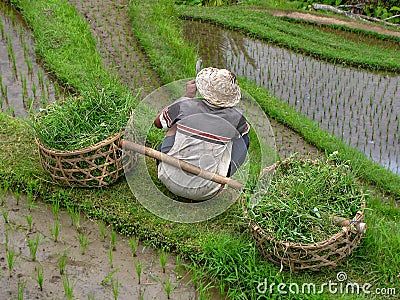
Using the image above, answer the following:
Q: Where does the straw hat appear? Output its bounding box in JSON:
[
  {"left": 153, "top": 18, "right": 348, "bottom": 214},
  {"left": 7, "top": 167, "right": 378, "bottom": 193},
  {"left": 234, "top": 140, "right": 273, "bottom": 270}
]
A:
[{"left": 195, "top": 67, "right": 241, "bottom": 108}]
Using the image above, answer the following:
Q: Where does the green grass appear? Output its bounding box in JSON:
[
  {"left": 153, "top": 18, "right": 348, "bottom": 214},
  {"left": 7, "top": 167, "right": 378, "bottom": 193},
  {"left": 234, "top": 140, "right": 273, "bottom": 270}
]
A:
[
  {"left": 0, "top": 114, "right": 243, "bottom": 252},
  {"left": 239, "top": 0, "right": 303, "bottom": 10},
  {"left": 0, "top": 113, "right": 43, "bottom": 191},
  {"left": 129, "top": 0, "right": 198, "bottom": 83},
  {"left": 249, "top": 155, "right": 365, "bottom": 243},
  {"left": 11, "top": 0, "right": 104, "bottom": 91},
  {"left": 33, "top": 84, "right": 136, "bottom": 150},
  {"left": 4, "top": 111, "right": 398, "bottom": 299},
  {"left": 12, "top": 0, "right": 139, "bottom": 150},
  {"left": 178, "top": 5, "right": 400, "bottom": 72},
  {"left": 277, "top": 15, "right": 400, "bottom": 45},
  {"left": 2, "top": 0, "right": 400, "bottom": 299}
]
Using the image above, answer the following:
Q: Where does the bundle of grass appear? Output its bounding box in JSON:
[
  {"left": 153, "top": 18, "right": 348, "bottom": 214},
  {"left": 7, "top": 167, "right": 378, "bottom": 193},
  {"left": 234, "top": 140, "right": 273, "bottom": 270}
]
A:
[
  {"left": 245, "top": 153, "right": 368, "bottom": 271},
  {"left": 33, "top": 83, "right": 136, "bottom": 151},
  {"left": 33, "top": 82, "right": 137, "bottom": 187}
]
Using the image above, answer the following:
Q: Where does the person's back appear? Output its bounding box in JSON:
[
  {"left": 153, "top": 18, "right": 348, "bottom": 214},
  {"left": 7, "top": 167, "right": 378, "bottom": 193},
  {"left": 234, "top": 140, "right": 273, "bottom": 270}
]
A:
[{"left": 155, "top": 68, "right": 250, "bottom": 200}]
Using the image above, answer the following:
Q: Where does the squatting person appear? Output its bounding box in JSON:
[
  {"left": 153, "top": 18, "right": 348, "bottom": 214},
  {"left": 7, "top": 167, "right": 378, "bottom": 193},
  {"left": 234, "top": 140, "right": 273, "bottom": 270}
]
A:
[{"left": 154, "top": 67, "right": 250, "bottom": 201}]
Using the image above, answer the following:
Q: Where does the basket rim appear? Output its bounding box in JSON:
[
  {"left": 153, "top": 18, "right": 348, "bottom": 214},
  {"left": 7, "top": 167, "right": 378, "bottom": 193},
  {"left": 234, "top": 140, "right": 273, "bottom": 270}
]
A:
[
  {"left": 34, "top": 130, "right": 124, "bottom": 156},
  {"left": 244, "top": 157, "right": 367, "bottom": 249}
]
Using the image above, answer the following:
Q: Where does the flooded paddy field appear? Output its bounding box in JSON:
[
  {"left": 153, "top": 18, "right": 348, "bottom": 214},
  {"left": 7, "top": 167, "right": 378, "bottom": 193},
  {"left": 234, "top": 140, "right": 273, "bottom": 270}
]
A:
[
  {"left": 0, "top": 2, "right": 61, "bottom": 118},
  {"left": 183, "top": 20, "right": 400, "bottom": 174},
  {"left": 0, "top": 193, "right": 201, "bottom": 299}
]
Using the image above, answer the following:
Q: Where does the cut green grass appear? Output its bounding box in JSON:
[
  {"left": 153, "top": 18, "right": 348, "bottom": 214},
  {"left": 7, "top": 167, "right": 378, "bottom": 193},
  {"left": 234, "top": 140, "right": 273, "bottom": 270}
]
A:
[
  {"left": 33, "top": 84, "right": 136, "bottom": 150},
  {"left": 12, "top": 0, "right": 139, "bottom": 151},
  {"left": 249, "top": 154, "right": 366, "bottom": 243}
]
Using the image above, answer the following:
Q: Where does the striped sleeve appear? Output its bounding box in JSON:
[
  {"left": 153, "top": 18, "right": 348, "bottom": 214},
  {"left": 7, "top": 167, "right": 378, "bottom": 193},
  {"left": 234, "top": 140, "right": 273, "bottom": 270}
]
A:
[
  {"left": 237, "top": 115, "right": 250, "bottom": 136},
  {"left": 159, "top": 101, "right": 181, "bottom": 130}
]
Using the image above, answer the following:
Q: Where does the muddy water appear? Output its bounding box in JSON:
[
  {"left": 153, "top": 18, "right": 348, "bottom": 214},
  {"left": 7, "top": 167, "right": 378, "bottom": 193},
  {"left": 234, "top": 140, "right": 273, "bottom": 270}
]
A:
[
  {"left": 0, "top": 3, "right": 61, "bottom": 118},
  {"left": 183, "top": 21, "right": 400, "bottom": 175},
  {"left": 0, "top": 194, "right": 202, "bottom": 299}
]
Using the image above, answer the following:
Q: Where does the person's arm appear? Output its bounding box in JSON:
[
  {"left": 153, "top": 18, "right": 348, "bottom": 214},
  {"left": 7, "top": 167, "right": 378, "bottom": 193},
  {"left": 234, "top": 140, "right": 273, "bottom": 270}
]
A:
[
  {"left": 182, "top": 79, "right": 197, "bottom": 98},
  {"left": 237, "top": 115, "right": 250, "bottom": 137},
  {"left": 153, "top": 79, "right": 196, "bottom": 128},
  {"left": 154, "top": 110, "right": 163, "bottom": 128}
]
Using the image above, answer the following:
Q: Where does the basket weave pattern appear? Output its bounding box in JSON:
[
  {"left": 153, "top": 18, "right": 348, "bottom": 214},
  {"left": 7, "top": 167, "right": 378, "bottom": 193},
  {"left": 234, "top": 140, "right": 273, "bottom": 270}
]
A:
[
  {"left": 244, "top": 159, "right": 366, "bottom": 272},
  {"left": 36, "top": 132, "right": 134, "bottom": 187},
  {"left": 246, "top": 202, "right": 365, "bottom": 271}
]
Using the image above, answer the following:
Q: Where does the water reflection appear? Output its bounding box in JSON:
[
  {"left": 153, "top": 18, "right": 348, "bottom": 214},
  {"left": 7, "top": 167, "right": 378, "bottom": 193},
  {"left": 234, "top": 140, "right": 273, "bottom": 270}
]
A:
[{"left": 183, "top": 21, "right": 400, "bottom": 174}]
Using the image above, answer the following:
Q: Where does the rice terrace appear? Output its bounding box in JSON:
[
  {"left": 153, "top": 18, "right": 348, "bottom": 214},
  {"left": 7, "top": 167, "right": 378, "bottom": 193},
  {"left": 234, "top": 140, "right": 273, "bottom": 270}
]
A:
[{"left": 0, "top": 0, "right": 399, "bottom": 299}]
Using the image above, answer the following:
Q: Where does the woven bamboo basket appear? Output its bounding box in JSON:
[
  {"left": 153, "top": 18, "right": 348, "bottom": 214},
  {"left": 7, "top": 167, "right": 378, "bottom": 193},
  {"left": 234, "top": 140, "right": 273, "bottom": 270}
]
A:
[
  {"left": 243, "top": 159, "right": 367, "bottom": 272},
  {"left": 35, "top": 131, "right": 135, "bottom": 188}
]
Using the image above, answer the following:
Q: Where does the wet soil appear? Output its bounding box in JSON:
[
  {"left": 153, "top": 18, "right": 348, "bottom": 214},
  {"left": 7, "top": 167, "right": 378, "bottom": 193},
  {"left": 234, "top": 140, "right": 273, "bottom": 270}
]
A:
[{"left": 0, "top": 194, "right": 199, "bottom": 299}]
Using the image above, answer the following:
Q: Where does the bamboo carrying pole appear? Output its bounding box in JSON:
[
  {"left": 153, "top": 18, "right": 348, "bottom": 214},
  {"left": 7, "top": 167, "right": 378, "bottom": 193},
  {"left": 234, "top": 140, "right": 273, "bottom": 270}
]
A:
[
  {"left": 119, "top": 139, "right": 244, "bottom": 190},
  {"left": 121, "top": 139, "right": 366, "bottom": 232}
]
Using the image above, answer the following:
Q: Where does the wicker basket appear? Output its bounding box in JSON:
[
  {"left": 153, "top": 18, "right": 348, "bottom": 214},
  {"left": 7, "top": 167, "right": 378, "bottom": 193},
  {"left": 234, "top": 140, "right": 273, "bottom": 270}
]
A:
[
  {"left": 35, "top": 131, "right": 135, "bottom": 188},
  {"left": 244, "top": 159, "right": 367, "bottom": 272}
]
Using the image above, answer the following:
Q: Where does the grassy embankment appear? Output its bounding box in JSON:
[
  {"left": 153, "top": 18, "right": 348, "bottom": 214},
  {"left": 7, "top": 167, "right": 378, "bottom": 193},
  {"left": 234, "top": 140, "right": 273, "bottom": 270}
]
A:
[
  {"left": 1, "top": 0, "right": 399, "bottom": 298},
  {"left": 178, "top": 5, "right": 400, "bottom": 73}
]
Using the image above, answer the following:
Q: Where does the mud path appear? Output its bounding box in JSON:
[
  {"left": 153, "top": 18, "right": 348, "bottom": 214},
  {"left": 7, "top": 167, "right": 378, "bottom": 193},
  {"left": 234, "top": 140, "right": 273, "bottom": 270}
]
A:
[
  {"left": 271, "top": 10, "right": 400, "bottom": 38},
  {"left": 69, "top": 0, "right": 161, "bottom": 98}
]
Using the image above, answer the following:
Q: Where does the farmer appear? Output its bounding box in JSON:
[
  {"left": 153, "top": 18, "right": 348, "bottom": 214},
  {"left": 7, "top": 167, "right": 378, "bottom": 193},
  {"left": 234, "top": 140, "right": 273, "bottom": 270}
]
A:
[{"left": 154, "top": 67, "right": 250, "bottom": 201}]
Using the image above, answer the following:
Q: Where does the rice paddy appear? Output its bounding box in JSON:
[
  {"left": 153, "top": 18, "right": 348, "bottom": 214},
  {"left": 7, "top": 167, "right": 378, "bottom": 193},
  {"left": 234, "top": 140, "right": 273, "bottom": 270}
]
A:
[
  {"left": 0, "top": 2, "right": 60, "bottom": 118},
  {"left": 183, "top": 20, "right": 400, "bottom": 175},
  {"left": 0, "top": 193, "right": 200, "bottom": 299}
]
